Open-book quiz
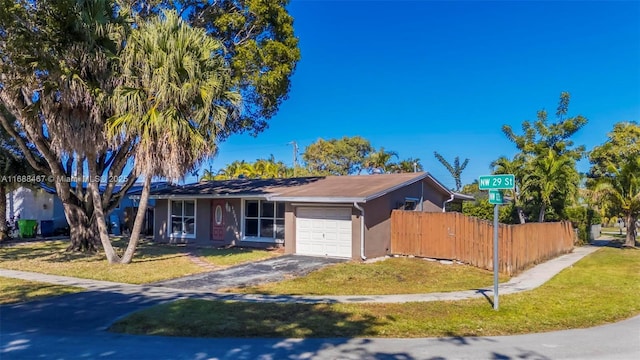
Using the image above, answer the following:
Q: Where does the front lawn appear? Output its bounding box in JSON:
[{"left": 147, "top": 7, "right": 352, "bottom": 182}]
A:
[
  {"left": 110, "top": 247, "right": 640, "bottom": 338},
  {"left": 0, "top": 277, "right": 82, "bottom": 304},
  {"left": 0, "top": 240, "right": 277, "bottom": 284},
  {"left": 226, "top": 257, "right": 509, "bottom": 295}
]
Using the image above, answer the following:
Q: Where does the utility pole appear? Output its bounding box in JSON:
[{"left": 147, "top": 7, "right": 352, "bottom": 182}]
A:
[{"left": 288, "top": 141, "right": 298, "bottom": 177}]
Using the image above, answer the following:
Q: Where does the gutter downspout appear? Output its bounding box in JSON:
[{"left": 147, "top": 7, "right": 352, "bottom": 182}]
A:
[
  {"left": 442, "top": 194, "right": 455, "bottom": 212},
  {"left": 353, "top": 202, "right": 366, "bottom": 260},
  {"left": 420, "top": 181, "right": 424, "bottom": 211}
]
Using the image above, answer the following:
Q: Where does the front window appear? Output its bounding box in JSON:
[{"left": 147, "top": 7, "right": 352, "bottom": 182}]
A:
[
  {"left": 171, "top": 200, "right": 196, "bottom": 237},
  {"left": 244, "top": 200, "right": 285, "bottom": 240}
]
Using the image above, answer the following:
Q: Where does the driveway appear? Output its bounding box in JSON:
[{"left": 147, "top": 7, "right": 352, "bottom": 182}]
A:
[{"left": 149, "top": 254, "right": 346, "bottom": 291}]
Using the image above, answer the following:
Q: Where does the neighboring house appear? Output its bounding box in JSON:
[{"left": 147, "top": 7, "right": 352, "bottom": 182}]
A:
[
  {"left": 121, "top": 181, "right": 169, "bottom": 235},
  {"left": 149, "top": 172, "right": 472, "bottom": 260},
  {"left": 6, "top": 181, "right": 169, "bottom": 236},
  {"left": 5, "top": 186, "right": 67, "bottom": 233}
]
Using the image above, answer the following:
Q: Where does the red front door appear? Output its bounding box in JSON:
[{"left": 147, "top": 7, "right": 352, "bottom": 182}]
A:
[{"left": 211, "top": 200, "right": 225, "bottom": 241}]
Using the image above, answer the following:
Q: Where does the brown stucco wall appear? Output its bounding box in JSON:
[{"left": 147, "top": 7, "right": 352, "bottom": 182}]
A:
[
  {"left": 154, "top": 199, "right": 169, "bottom": 242},
  {"left": 422, "top": 186, "right": 448, "bottom": 212},
  {"left": 351, "top": 207, "right": 362, "bottom": 260},
  {"left": 222, "top": 198, "right": 242, "bottom": 245},
  {"left": 193, "top": 199, "right": 210, "bottom": 245},
  {"left": 152, "top": 198, "right": 210, "bottom": 245},
  {"left": 363, "top": 179, "right": 449, "bottom": 259}
]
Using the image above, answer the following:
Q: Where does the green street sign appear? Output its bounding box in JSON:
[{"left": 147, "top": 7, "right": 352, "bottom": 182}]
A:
[
  {"left": 479, "top": 174, "right": 515, "bottom": 190},
  {"left": 488, "top": 189, "right": 504, "bottom": 205}
]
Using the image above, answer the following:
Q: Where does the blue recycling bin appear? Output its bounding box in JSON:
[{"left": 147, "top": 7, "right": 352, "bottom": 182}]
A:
[
  {"left": 40, "top": 220, "right": 54, "bottom": 237},
  {"left": 109, "top": 215, "right": 121, "bottom": 235}
]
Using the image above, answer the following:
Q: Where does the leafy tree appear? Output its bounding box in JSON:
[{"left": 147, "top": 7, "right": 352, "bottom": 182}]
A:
[
  {"left": 1, "top": 0, "right": 131, "bottom": 251},
  {"left": 462, "top": 198, "right": 514, "bottom": 223},
  {"left": 106, "top": 10, "right": 241, "bottom": 263},
  {"left": 588, "top": 122, "right": 640, "bottom": 247},
  {"left": 500, "top": 92, "right": 586, "bottom": 222},
  {"left": 491, "top": 155, "right": 528, "bottom": 223},
  {"left": 459, "top": 181, "right": 515, "bottom": 223},
  {"left": 0, "top": 0, "right": 299, "bottom": 255},
  {"left": 254, "top": 155, "right": 288, "bottom": 178},
  {"left": 391, "top": 158, "right": 423, "bottom": 173},
  {"left": 525, "top": 150, "right": 579, "bottom": 222},
  {"left": 433, "top": 152, "right": 469, "bottom": 191},
  {"left": 502, "top": 92, "right": 587, "bottom": 162},
  {"left": 365, "top": 147, "right": 398, "bottom": 174},
  {"left": 209, "top": 160, "right": 257, "bottom": 180},
  {"left": 302, "top": 136, "right": 373, "bottom": 175}
]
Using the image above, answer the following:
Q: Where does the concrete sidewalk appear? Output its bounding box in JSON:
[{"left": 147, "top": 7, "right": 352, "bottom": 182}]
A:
[{"left": 0, "top": 246, "right": 599, "bottom": 304}]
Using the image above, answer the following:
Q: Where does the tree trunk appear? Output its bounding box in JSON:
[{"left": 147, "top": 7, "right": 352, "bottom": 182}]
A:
[
  {"left": 516, "top": 207, "right": 526, "bottom": 224},
  {"left": 511, "top": 191, "right": 526, "bottom": 224},
  {"left": 0, "top": 184, "right": 7, "bottom": 241},
  {"left": 87, "top": 155, "right": 121, "bottom": 263},
  {"left": 64, "top": 205, "right": 100, "bottom": 252},
  {"left": 120, "top": 175, "right": 151, "bottom": 264},
  {"left": 625, "top": 213, "right": 637, "bottom": 247},
  {"left": 538, "top": 204, "right": 546, "bottom": 223}
]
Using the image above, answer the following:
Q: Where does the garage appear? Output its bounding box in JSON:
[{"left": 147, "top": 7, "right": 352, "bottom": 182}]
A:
[{"left": 295, "top": 207, "right": 352, "bottom": 258}]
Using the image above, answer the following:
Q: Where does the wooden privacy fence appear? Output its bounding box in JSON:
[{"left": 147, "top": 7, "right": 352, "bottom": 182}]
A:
[{"left": 390, "top": 211, "right": 575, "bottom": 276}]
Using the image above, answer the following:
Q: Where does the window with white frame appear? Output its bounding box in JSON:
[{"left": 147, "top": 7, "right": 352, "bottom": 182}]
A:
[
  {"left": 244, "top": 200, "right": 284, "bottom": 240},
  {"left": 171, "top": 200, "right": 195, "bottom": 237}
]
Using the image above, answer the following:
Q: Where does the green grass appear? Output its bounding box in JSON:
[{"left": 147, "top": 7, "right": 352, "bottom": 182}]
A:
[
  {"left": 226, "top": 257, "right": 509, "bottom": 295},
  {"left": 198, "top": 247, "right": 281, "bottom": 267},
  {"left": 601, "top": 227, "right": 625, "bottom": 233},
  {"left": 0, "top": 277, "right": 82, "bottom": 304},
  {"left": 0, "top": 239, "right": 277, "bottom": 284},
  {"left": 110, "top": 247, "right": 640, "bottom": 338}
]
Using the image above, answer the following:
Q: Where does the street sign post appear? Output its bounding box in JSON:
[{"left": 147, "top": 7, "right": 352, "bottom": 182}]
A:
[
  {"left": 478, "top": 174, "right": 515, "bottom": 311},
  {"left": 479, "top": 174, "right": 515, "bottom": 190},
  {"left": 488, "top": 189, "right": 504, "bottom": 205}
]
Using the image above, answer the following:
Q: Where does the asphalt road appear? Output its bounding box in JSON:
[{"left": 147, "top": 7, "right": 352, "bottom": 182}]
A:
[{"left": 1, "top": 289, "right": 639, "bottom": 360}]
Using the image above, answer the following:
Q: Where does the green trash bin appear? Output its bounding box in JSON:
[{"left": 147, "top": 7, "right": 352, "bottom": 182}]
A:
[{"left": 18, "top": 219, "right": 37, "bottom": 238}]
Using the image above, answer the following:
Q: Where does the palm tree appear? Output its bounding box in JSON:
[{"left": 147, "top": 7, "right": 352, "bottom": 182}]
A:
[
  {"left": 434, "top": 152, "right": 469, "bottom": 191},
  {"left": 390, "top": 158, "right": 423, "bottom": 173},
  {"left": 365, "top": 147, "right": 398, "bottom": 174},
  {"left": 526, "top": 150, "right": 579, "bottom": 222},
  {"left": 491, "top": 155, "right": 528, "bottom": 223},
  {"left": 590, "top": 159, "right": 640, "bottom": 247},
  {"left": 254, "top": 155, "right": 285, "bottom": 178},
  {"left": 107, "top": 10, "right": 241, "bottom": 263}
]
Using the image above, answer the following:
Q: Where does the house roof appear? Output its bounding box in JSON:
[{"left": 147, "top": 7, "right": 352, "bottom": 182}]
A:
[
  {"left": 39, "top": 181, "right": 168, "bottom": 195},
  {"left": 148, "top": 172, "right": 458, "bottom": 203}
]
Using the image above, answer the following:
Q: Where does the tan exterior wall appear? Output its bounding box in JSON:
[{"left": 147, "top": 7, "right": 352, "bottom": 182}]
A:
[{"left": 284, "top": 203, "right": 296, "bottom": 254}]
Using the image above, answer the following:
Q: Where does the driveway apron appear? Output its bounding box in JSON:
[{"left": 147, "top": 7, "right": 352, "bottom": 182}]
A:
[{"left": 149, "top": 254, "right": 346, "bottom": 291}]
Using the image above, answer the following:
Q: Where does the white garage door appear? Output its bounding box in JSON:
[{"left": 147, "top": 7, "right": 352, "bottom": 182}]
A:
[{"left": 296, "top": 207, "right": 352, "bottom": 258}]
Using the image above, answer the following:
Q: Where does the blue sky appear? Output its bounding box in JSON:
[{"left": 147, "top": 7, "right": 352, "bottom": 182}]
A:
[{"left": 193, "top": 0, "right": 640, "bottom": 189}]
